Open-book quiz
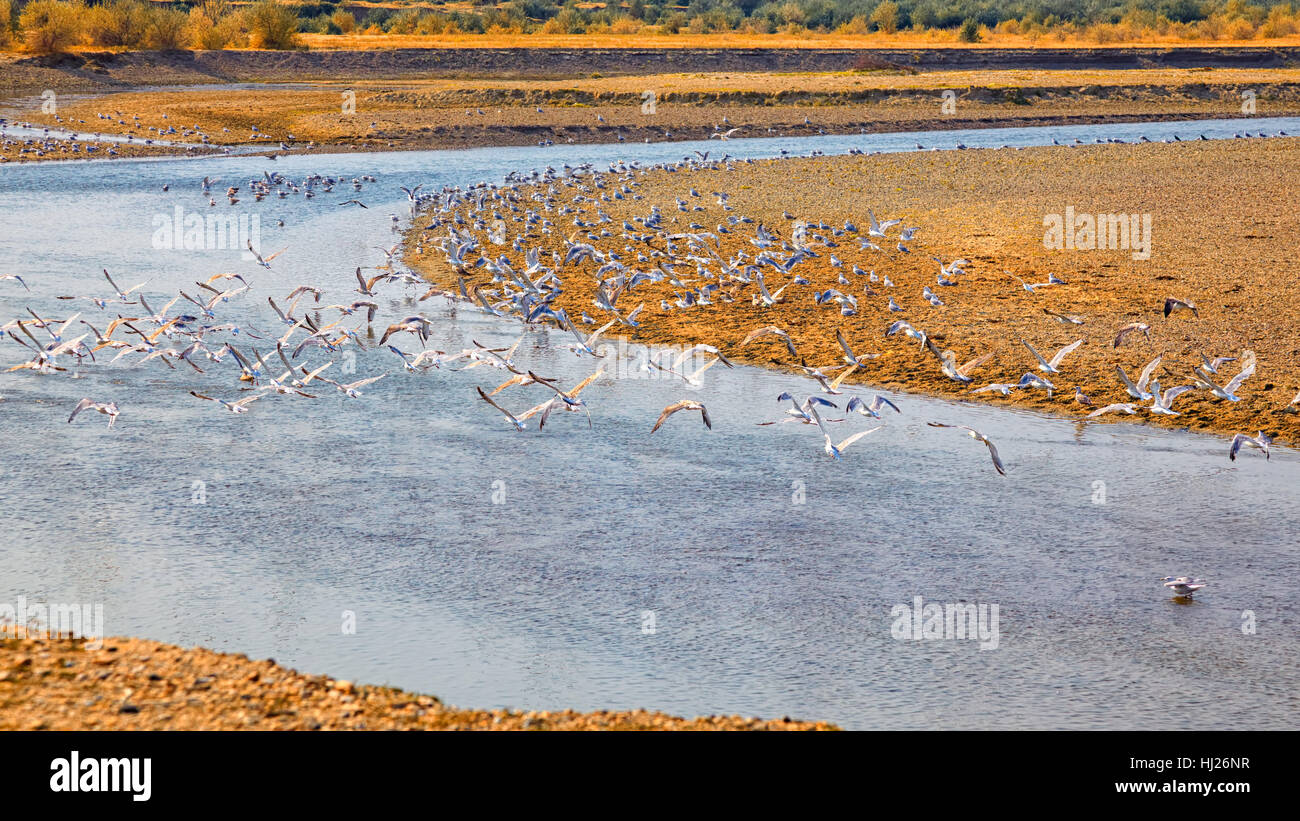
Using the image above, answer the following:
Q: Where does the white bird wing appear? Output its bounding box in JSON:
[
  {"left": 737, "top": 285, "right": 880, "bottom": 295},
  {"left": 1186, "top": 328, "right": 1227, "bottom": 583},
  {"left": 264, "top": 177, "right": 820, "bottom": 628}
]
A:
[
  {"left": 836, "top": 426, "right": 882, "bottom": 452},
  {"left": 1223, "top": 360, "right": 1255, "bottom": 395},
  {"left": 1048, "top": 338, "right": 1084, "bottom": 369},
  {"left": 1022, "top": 340, "right": 1050, "bottom": 369},
  {"left": 1137, "top": 355, "right": 1163, "bottom": 391},
  {"left": 67, "top": 398, "right": 95, "bottom": 423}
]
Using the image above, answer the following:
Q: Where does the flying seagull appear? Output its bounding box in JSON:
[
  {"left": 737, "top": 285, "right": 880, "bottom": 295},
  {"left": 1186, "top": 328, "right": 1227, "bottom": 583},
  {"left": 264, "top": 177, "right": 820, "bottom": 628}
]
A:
[
  {"left": 651, "top": 400, "right": 711, "bottom": 433},
  {"left": 67, "top": 398, "right": 119, "bottom": 428},
  {"left": 1229, "top": 431, "right": 1272, "bottom": 461},
  {"left": 1023, "top": 338, "right": 1084, "bottom": 374},
  {"left": 926, "top": 422, "right": 1006, "bottom": 475}
]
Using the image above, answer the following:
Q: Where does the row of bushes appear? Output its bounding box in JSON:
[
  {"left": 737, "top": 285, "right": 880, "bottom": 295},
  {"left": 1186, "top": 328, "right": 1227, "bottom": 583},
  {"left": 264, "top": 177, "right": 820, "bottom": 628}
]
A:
[
  {"left": 3, "top": 0, "right": 1299, "bottom": 52},
  {"left": 1, "top": 0, "right": 301, "bottom": 52}
]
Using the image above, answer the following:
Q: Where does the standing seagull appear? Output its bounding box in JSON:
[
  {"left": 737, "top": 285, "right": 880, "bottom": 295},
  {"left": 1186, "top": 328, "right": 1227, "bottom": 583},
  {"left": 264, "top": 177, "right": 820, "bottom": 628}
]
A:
[
  {"left": 1160, "top": 576, "right": 1207, "bottom": 597},
  {"left": 926, "top": 422, "right": 1006, "bottom": 475},
  {"left": 68, "top": 398, "right": 120, "bottom": 428}
]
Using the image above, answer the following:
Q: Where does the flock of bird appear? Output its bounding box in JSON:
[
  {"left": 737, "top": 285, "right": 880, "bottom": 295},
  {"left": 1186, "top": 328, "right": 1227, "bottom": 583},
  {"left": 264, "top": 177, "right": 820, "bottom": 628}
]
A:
[{"left": 6, "top": 133, "right": 1290, "bottom": 601}]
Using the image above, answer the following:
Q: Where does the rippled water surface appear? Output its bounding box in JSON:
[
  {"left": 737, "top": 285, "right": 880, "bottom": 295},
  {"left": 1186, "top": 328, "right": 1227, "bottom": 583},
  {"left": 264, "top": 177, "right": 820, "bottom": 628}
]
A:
[{"left": 1, "top": 119, "right": 1297, "bottom": 729}]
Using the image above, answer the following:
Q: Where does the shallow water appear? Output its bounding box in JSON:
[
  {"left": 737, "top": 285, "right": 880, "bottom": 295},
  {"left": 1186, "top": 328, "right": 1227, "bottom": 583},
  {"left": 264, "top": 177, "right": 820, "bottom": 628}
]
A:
[{"left": 1, "top": 119, "right": 1297, "bottom": 729}]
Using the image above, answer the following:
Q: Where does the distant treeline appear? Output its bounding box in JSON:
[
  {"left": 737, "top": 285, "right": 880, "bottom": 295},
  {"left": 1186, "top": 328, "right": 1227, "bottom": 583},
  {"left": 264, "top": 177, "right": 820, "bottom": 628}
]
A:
[{"left": 4, "top": 0, "right": 1300, "bottom": 53}]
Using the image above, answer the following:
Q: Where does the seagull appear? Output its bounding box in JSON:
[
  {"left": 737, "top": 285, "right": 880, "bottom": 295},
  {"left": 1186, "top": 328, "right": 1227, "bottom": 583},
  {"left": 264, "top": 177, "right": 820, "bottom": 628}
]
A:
[
  {"left": 1017, "top": 372, "right": 1055, "bottom": 398},
  {"left": 927, "top": 342, "right": 992, "bottom": 384},
  {"left": 1163, "top": 297, "right": 1198, "bottom": 318},
  {"left": 0, "top": 274, "right": 29, "bottom": 291},
  {"left": 317, "top": 374, "right": 385, "bottom": 399},
  {"left": 761, "top": 392, "right": 835, "bottom": 425},
  {"left": 710, "top": 128, "right": 743, "bottom": 141},
  {"left": 1073, "top": 386, "right": 1094, "bottom": 406},
  {"left": 1112, "top": 322, "right": 1151, "bottom": 348},
  {"left": 1023, "top": 338, "right": 1083, "bottom": 374},
  {"left": 836, "top": 328, "right": 877, "bottom": 367},
  {"left": 1191, "top": 358, "right": 1254, "bottom": 401},
  {"left": 1229, "top": 431, "right": 1272, "bottom": 461},
  {"left": 649, "top": 347, "right": 733, "bottom": 387},
  {"left": 1115, "top": 355, "right": 1163, "bottom": 400},
  {"left": 246, "top": 240, "right": 287, "bottom": 269},
  {"left": 1043, "top": 308, "right": 1084, "bottom": 326},
  {"left": 845, "top": 394, "right": 900, "bottom": 418},
  {"left": 1161, "top": 576, "right": 1207, "bottom": 597},
  {"left": 189, "top": 391, "right": 262, "bottom": 414},
  {"left": 476, "top": 386, "right": 528, "bottom": 431},
  {"left": 1147, "top": 381, "right": 1196, "bottom": 416},
  {"left": 1087, "top": 402, "right": 1138, "bottom": 417},
  {"left": 1199, "top": 352, "right": 1238, "bottom": 374},
  {"left": 651, "top": 400, "right": 711, "bottom": 433},
  {"left": 805, "top": 403, "right": 878, "bottom": 459},
  {"left": 67, "top": 398, "right": 119, "bottom": 428},
  {"left": 740, "top": 325, "right": 799, "bottom": 359},
  {"left": 103, "top": 269, "right": 146, "bottom": 301},
  {"left": 926, "top": 422, "right": 1006, "bottom": 475}
]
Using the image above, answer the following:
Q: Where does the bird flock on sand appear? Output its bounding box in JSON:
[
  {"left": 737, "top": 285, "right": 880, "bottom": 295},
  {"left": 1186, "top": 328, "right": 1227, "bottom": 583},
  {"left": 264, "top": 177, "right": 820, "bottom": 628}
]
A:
[{"left": 6, "top": 142, "right": 1287, "bottom": 600}]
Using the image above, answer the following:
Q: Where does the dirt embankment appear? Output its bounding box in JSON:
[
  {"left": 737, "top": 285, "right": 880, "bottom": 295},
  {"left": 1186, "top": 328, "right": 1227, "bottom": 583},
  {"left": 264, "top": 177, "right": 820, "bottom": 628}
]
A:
[
  {"left": 405, "top": 136, "right": 1300, "bottom": 446},
  {"left": 0, "top": 635, "right": 836, "bottom": 730},
  {"left": 6, "top": 45, "right": 1300, "bottom": 99}
]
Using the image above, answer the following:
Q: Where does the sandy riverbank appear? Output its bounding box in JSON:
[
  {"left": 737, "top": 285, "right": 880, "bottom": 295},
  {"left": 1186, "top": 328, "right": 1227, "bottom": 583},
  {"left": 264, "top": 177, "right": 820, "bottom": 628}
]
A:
[
  {"left": 404, "top": 135, "right": 1300, "bottom": 446},
  {"left": 4, "top": 55, "right": 1300, "bottom": 160},
  {"left": 0, "top": 635, "right": 835, "bottom": 730}
]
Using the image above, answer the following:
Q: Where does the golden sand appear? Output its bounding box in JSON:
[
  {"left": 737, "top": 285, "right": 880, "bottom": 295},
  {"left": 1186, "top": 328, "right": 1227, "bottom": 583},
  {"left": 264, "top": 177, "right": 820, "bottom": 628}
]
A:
[
  {"left": 405, "top": 136, "right": 1300, "bottom": 446},
  {"left": 0, "top": 636, "right": 835, "bottom": 730}
]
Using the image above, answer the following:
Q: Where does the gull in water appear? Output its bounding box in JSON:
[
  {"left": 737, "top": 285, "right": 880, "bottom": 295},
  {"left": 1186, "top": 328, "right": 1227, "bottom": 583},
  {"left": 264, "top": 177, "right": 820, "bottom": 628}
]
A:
[
  {"left": 1160, "top": 576, "right": 1207, "bottom": 598},
  {"left": 1229, "top": 431, "right": 1272, "bottom": 461},
  {"left": 926, "top": 422, "right": 1006, "bottom": 475},
  {"left": 1023, "top": 338, "right": 1083, "bottom": 374},
  {"left": 67, "top": 398, "right": 119, "bottom": 428},
  {"left": 651, "top": 400, "right": 711, "bottom": 433},
  {"left": 1115, "top": 355, "right": 1163, "bottom": 400}
]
